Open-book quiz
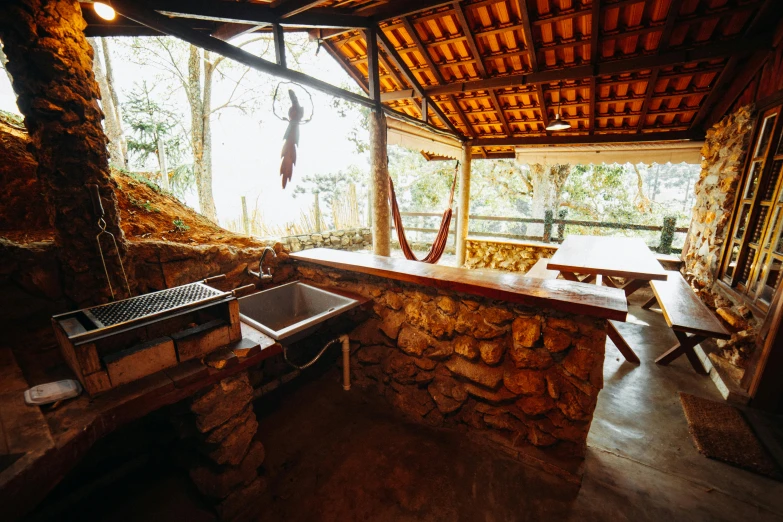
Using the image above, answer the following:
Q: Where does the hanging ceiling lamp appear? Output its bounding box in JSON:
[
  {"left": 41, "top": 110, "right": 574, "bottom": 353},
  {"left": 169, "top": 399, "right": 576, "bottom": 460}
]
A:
[
  {"left": 546, "top": 82, "right": 572, "bottom": 132},
  {"left": 93, "top": 2, "right": 116, "bottom": 21}
]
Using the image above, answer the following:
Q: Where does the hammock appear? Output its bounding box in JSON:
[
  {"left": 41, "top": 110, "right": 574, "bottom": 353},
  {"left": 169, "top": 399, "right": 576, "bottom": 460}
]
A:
[{"left": 389, "top": 162, "right": 459, "bottom": 264}]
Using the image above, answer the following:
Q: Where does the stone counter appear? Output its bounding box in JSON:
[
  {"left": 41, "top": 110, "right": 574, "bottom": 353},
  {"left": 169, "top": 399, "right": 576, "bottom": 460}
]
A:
[{"left": 288, "top": 249, "right": 627, "bottom": 481}]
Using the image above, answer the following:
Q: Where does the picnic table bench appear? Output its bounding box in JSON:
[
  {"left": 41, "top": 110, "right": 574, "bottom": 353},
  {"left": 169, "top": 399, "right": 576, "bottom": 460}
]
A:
[
  {"left": 647, "top": 270, "right": 731, "bottom": 374},
  {"left": 526, "top": 258, "right": 559, "bottom": 280}
]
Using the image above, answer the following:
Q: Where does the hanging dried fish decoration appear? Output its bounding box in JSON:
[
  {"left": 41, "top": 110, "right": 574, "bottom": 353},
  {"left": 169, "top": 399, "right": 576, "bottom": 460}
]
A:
[{"left": 280, "top": 89, "right": 304, "bottom": 189}]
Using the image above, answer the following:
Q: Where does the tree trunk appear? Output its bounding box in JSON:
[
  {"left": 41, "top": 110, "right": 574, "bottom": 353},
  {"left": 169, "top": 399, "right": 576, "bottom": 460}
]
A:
[
  {"left": 201, "top": 51, "right": 218, "bottom": 222},
  {"left": 527, "top": 163, "right": 570, "bottom": 236},
  {"left": 370, "top": 110, "right": 390, "bottom": 256},
  {"left": 100, "top": 37, "right": 127, "bottom": 166},
  {"left": 88, "top": 37, "right": 125, "bottom": 167},
  {"left": 0, "top": 0, "right": 127, "bottom": 305}
]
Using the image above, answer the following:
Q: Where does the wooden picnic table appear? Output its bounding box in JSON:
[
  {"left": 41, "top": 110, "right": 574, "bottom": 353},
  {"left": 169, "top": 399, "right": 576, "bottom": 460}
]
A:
[
  {"left": 547, "top": 236, "right": 669, "bottom": 364},
  {"left": 547, "top": 235, "right": 668, "bottom": 297}
]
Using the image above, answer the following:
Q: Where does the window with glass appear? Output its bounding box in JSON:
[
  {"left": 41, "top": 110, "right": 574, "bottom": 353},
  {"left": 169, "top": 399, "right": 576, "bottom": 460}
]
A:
[{"left": 721, "top": 105, "right": 783, "bottom": 312}]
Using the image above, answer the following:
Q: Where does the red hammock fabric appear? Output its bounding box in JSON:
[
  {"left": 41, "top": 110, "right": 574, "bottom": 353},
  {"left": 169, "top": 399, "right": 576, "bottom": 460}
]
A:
[{"left": 389, "top": 165, "right": 459, "bottom": 264}]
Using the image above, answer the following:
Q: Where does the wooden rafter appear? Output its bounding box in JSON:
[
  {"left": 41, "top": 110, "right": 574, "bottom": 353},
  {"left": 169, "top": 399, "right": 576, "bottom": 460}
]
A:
[
  {"left": 452, "top": 1, "right": 487, "bottom": 78},
  {"left": 321, "top": 40, "right": 369, "bottom": 94},
  {"left": 360, "top": 1, "right": 455, "bottom": 21},
  {"left": 635, "top": 0, "right": 682, "bottom": 132},
  {"left": 589, "top": 0, "right": 600, "bottom": 134},
  {"left": 376, "top": 28, "right": 462, "bottom": 137},
  {"left": 364, "top": 27, "right": 381, "bottom": 105},
  {"left": 400, "top": 16, "right": 444, "bottom": 85},
  {"left": 273, "top": 0, "right": 328, "bottom": 19},
  {"left": 447, "top": 96, "right": 475, "bottom": 138},
  {"left": 470, "top": 130, "right": 700, "bottom": 146},
  {"left": 272, "top": 23, "right": 287, "bottom": 67}
]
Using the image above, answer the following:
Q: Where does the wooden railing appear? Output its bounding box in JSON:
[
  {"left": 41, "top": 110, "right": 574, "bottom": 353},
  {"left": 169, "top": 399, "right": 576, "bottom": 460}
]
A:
[{"left": 392, "top": 210, "right": 689, "bottom": 254}]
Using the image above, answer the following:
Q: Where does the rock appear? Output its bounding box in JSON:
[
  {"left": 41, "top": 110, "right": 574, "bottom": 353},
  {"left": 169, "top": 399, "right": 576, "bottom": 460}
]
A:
[
  {"left": 414, "top": 357, "right": 438, "bottom": 370},
  {"left": 189, "top": 441, "right": 265, "bottom": 499},
  {"left": 435, "top": 295, "right": 458, "bottom": 315},
  {"left": 383, "top": 352, "right": 419, "bottom": 384},
  {"left": 387, "top": 383, "right": 436, "bottom": 419},
  {"left": 191, "top": 374, "right": 254, "bottom": 433},
  {"left": 483, "top": 307, "right": 514, "bottom": 325},
  {"left": 405, "top": 301, "right": 454, "bottom": 339},
  {"left": 457, "top": 309, "right": 508, "bottom": 339},
  {"left": 379, "top": 309, "right": 406, "bottom": 340},
  {"left": 716, "top": 307, "right": 750, "bottom": 331},
  {"left": 546, "top": 317, "right": 578, "bottom": 333},
  {"left": 384, "top": 291, "right": 405, "bottom": 310},
  {"left": 503, "top": 368, "right": 546, "bottom": 396},
  {"left": 428, "top": 378, "right": 467, "bottom": 414},
  {"left": 216, "top": 476, "right": 266, "bottom": 521},
  {"left": 397, "top": 326, "right": 431, "bottom": 357},
  {"left": 463, "top": 382, "right": 518, "bottom": 403},
  {"left": 454, "top": 335, "right": 480, "bottom": 360},
  {"left": 357, "top": 345, "right": 389, "bottom": 365},
  {"left": 528, "top": 426, "right": 558, "bottom": 447},
  {"left": 204, "top": 403, "right": 254, "bottom": 444},
  {"left": 516, "top": 395, "right": 555, "bottom": 416},
  {"left": 511, "top": 316, "right": 541, "bottom": 348},
  {"left": 509, "top": 346, "right": 553, "bottom": 369},
  {"left": 350, "top": 318, "right": 393, "bottom": 346},
  {"left": 445, "top": 357, "right": 504, "bottom": 389},
  {"left": 562, "top": 346, "right": 599, "bottom": 383},
  {"left": 479, "top": 337, "right": 506, "bottom": 365},
  {"left": 543, "top": 326, "right": 571, "bottom": 353},
  {"left": 204, "top": 415, "right": 258, "bottom": 466}
]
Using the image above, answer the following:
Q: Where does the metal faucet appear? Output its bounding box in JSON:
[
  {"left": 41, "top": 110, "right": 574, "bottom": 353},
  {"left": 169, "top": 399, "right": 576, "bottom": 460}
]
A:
[{"left": 248, "top": 247, "right": 277, "bottom": 281}]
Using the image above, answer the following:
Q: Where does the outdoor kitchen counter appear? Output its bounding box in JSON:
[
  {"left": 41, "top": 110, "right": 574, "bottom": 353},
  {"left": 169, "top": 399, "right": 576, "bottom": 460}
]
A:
[{"left": 290, "top": 249, "right": 627, "bottom": 321}]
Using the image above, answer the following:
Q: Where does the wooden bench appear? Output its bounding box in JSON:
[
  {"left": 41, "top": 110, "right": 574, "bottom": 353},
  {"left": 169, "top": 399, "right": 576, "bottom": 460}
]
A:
[
  {"left": 525, "top": 258, "right": 559, "bottom": 280},
  {"left": 647, "top": 271, "right": 731, "bottom": 374}
]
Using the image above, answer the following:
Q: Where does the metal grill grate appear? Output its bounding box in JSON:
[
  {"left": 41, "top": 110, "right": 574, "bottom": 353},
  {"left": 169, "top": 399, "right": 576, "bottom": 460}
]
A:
[{"left": 87, "top": 282, "right": 226, "bottom": 327}]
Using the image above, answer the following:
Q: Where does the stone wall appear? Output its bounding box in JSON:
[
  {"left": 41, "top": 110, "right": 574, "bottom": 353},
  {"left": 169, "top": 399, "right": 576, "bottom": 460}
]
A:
[
  {"left": 279, "top": 228, "right": 371, "bottom": 253},
  {"left": 684, "top": 105, "right": 753, "bottom": 289},
  {"left": 682, "top": 105, "right": 761, "bottom": 368},
  {"left": 465, "top": 238, "right": 558, "bottom": 273},
  {"left": 293, "top": 261, "right": 607, "bottom": 479}
]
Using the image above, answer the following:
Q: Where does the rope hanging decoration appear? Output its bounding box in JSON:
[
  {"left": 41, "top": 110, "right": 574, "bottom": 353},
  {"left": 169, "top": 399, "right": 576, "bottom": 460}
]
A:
[
  {"left": 272, "top": 82, "right": 314, "bottom": 189},
  {"left": 389, "top": 160, "right": 460, "bottom": 264}
]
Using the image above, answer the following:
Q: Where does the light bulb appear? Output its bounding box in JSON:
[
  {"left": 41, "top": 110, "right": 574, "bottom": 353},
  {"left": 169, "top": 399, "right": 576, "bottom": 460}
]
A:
[{"left": 94, "top": 2, "right": 116, "bottom": 21}]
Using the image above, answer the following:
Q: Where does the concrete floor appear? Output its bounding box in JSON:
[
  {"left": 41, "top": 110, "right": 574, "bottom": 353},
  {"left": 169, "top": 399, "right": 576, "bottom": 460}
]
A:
[{"left": 31, "top": 295, "right": 783, "bottom": 522}]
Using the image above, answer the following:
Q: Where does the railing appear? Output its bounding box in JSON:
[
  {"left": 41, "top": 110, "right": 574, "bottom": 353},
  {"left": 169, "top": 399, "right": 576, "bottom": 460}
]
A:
[{"left": 392, "top": 209, "right": 688, "bottom": 254}]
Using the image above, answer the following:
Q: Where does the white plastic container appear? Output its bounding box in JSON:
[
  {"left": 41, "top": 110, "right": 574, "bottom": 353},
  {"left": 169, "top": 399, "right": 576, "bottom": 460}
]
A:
[{"left": 24, "top": 379, "right": 82, "bottom": 406}]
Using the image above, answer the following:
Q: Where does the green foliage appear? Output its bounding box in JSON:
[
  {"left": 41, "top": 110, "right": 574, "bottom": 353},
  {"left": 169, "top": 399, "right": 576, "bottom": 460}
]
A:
[
  {"left": 172, "top": 218, "right": 190, "bottom": 232},
  {"left": 127, "top": 195, "right": 158, "bottom": 213}
]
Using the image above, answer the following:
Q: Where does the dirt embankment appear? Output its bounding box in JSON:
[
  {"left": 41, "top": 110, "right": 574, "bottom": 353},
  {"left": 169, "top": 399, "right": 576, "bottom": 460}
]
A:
[{"left": 0, "top": 115, "right": 263, "bottom": 247}]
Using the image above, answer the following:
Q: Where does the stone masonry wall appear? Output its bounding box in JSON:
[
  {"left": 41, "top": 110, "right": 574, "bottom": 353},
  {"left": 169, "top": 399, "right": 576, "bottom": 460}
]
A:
[
  {"left": 465, "top": 238, "right": 558, "bottom": 273},
  {"left": 683, "top": 105, "right": 761, "bottom": 368},
  {"left": 293, "top": 261, "right": 607, "bottom": 477},
  {"left": 684, "top": 105, "right": 753, "bottom": 289},
  {"left": 279, "top": 227, "right": 371, "bottom": 253}
]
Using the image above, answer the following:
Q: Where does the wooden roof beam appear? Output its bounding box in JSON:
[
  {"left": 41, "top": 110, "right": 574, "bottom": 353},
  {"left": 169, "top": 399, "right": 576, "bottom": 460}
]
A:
[
  {"left": 416, "top": 33, "right": 773, "bottom": 96},
  {"left": 376, "top": 28, "right": 463, "bottom": 137},
  {"left": 636, "top": 0, "right": 683, "bottom": 132},
  {"left": 272, "top": 0, "right": 329, "bottom": 19},
  {"left": 589, "top": 0, "right": 601, "bottom": 134},
  {"left": 452, "top": 1, "right": 487, "bottom": 78},
  {"left": 469, "top": 130, "right": 702, "bottom": 146},
  {"left": 400, "top": 16, "right": 446, "bottom": 84},
  {"left": 358, "top": 0, "right": 455, "bottom": 21},
  {"left": 111, "top": 0, "right": 375, "bottom": 108},
  {"left": 152, "top": 0, "right": 369, "bottom": 28}
]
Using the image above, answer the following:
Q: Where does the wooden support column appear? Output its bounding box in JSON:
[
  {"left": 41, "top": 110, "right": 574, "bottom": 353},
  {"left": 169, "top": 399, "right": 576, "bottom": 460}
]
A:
[
  {"left": 369, "top": 110, "right": 390, "bottom": 256},
  {"left": 456, "top": 143, "right": 472, "bottom": 266},
  {"left": 0, "top": 0, "right": 127, "bottom": 305}
]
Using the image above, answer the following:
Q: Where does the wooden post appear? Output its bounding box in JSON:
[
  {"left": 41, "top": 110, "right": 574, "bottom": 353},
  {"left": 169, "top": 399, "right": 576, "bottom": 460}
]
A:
[
  {"left": 157, "top": 136, "right": 170, "bottom": 191},
  {"left": 456, "top": 143, "right": 472, "bottom": 266},
  {"left": 543, "top": 209, "right": 554, "bottom": 243},
  {"left": 241, "top": 196, "right": 250, "bottom": 235},
  {"left": 370, "top": 110, "right": 390, "bottom": 256},
  {"left": 314, "top": 191, "right": 321, "bottom": 232}
]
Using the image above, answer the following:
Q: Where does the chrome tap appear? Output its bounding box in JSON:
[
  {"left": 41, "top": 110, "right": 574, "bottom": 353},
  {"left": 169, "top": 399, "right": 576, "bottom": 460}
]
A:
[{"left": 248, "top": 247, "right": 277, "bottom": 281}]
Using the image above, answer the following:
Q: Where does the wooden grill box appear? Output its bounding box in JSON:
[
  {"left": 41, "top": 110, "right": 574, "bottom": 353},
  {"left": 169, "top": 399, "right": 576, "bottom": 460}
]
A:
[{"left": 52, "top": 280, "right": 242, "bottom": 396}]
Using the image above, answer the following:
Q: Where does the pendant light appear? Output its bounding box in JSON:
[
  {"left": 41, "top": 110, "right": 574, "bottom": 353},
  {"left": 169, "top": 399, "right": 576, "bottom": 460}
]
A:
[
  {"left": 546, "top": 82, "right": 572, "bottom": 132},
  {"left": 93, "top": 2, "right": 116, "bottom": 21}
]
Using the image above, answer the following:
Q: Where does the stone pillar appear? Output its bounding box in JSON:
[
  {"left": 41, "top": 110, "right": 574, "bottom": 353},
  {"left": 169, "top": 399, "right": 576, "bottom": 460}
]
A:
[
  {"left": 370, "top": 109, "right": 390, "bottom": 256},
  {"left": 180, "top": 372, "right": 266, "bottom": 522},
  {"left": 456, "top": 143, "right": 472, "bottom": 266},
  {"left": 0, "top": 0, "right": 126, "bottom": 305}
]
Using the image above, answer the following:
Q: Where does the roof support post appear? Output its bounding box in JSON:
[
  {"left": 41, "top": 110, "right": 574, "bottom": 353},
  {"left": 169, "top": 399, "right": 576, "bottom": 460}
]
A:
[
  {"left": 364, "top": 26, "right": 381, "bottom": 108},
  {"left": 272, "top": 22, "right": 287, "bottom": 67},
  {"left": 370, "top": 110, "right": 390, "bottom": 256},
  {"left": 456, "top": 142, "right": 472, "bottom": 266}
]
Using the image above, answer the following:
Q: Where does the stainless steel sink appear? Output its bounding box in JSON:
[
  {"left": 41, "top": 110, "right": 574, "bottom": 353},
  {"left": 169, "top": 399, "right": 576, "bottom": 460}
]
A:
[{"left": 239, "top": 281, "right": 360, "bottom": 345}]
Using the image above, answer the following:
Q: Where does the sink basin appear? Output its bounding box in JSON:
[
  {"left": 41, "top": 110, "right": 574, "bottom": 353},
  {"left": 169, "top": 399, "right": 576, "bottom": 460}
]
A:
[{"left": 238, "top": 281, "right": 360, "bottom": 345}]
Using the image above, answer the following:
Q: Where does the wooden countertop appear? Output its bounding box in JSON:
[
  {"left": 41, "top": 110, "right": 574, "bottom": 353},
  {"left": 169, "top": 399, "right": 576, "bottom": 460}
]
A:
[{"left": 290, "top": 249, "right": 627, "bottom": 321}]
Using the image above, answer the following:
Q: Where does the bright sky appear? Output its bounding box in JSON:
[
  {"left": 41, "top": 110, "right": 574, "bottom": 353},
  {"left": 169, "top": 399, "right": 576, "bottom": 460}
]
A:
[{"left": 0, "top": 32, "right": 370, "bottom": 232}]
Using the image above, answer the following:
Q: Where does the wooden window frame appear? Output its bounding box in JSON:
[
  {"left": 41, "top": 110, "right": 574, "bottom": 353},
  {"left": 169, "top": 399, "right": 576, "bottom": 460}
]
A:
[{"left": 718, "top": 104, "right": 783, "bottom": 314}]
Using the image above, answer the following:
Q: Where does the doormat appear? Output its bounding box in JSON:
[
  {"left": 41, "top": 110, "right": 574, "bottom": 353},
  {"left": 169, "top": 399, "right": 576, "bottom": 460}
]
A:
[{"left": 679, "top": 392, "right": 781, "bottom": 480}]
